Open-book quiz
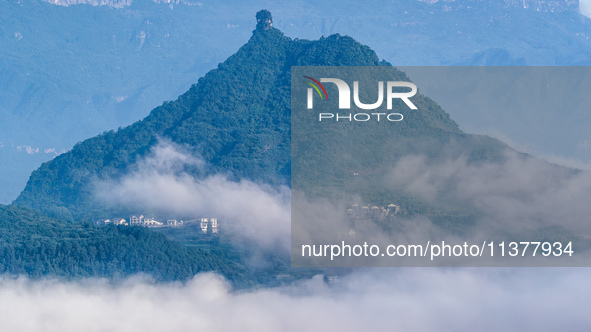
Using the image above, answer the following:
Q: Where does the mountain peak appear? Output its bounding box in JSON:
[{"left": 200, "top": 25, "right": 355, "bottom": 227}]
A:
[{"left": 255, "top": 10, "right": 273, "bottom": 31}]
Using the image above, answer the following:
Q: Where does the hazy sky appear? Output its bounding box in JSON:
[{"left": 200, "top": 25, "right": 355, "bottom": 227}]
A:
[{"left": 581, "top": 0, "right": 591, "bottom": 17}]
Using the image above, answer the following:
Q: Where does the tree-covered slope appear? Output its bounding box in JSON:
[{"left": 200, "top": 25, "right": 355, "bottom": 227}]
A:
[
  {"left": 5, "top": 0, "right": 591, "bottom": 206},
  {"left": 14, "top": 11, "right": 506, "bottom": 221},
  {"left": 0, "top": 204, "right": 258, "bottom": 284}
]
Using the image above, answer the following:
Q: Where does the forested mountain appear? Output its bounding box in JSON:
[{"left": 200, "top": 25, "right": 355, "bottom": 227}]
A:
[
  {"left": 0, "top": 204, "right": 260, "bottom": 285},
  {"left": 6, "top": 10, "right": 583, "bottom": 279},
  {"left": 4, "top": 0, "right": 591, "bottom": 205},
  {"left": 14, "top": 10, "right": 511, "bottom": 221}
]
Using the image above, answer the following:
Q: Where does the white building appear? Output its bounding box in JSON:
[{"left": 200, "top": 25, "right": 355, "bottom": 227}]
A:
[
  {"left": 143, "top": 218, "right": 163, "bottom": 227},
  {"left": 387, "top": 204, "right": 400, "bottom": 215},
  {"left": 112, "top": 218, "right": 127, "bottom": 226},
  {"left": 95, "top": 219, "right": 111, "bottom": 226},
  {"left": 210, "top": 218, "right": 218, "bottom": 234},
  {"left": 200, "top": 218, "right": 209, "bottom": 234},
  {"left": 167, "top": 219, "right": 183, "bottom": 227},
  {"left": 129, "top": 215, "right": 162, "bottom": 227},
  {"left": 130, "top": 215, "right": 144, "bottom": 226},
  {"left": 199, "top": 217, "right": 219, "bottom": 234}
]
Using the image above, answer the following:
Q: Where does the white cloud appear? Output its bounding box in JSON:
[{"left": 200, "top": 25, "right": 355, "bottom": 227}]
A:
[
  {"left": 385, "top": 150, "right": 591, "bottom": 236},
  {"left": 95, "top": 140, "right": 591, "bottom": 265},
  {"left": 83, "top": 141, "right": 591, "bottom": 331},
  {"left": 94, "top": 141, "right": 291, "bottom": 250},
  {"left": 16, "top": 145, "right": 40, "bottom": 154},
  {"left": 475, "top": 130, "right": 591, "bottom": 172},
  {"left": 0, "top": 268, "right": 589, "bottom": 332}
]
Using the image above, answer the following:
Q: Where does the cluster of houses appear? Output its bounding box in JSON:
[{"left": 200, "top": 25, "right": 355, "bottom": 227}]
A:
[
  {"left": 338, "top": 203, "right": 401, "bottom": 240},
  {"left": 347, "top": 203, "right": 400, "bottom": 221},
  {"left": 94, "top": 215, "right": 219, "bottom": 234}
]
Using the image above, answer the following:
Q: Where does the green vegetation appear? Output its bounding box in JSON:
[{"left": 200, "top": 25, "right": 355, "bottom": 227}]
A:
[
  {"left": 7, "top": 11, "right": 529, "bottom": 280},
  {"left": 0, "top": 204, "right": 266, "bottom": 287}
]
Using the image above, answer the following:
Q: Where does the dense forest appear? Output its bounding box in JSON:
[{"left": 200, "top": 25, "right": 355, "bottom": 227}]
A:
[{"left": 0, "top": 204, "right": 284, "bottom": 287}]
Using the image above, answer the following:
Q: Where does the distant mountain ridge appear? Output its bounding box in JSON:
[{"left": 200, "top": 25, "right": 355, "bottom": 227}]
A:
[
  {"left": 43, "top": 0, "right": 132, "bottom": 7},
  {"left": 454, "top": 48, "right": 527, "bottom": 65},
  {"left": 418, "top": 0, "right": 580, "bottom": 13},
  {"left": 43, "top": 0, "right": 205, "bottom": 7},
  {"left": 45, "top": 0, "right": 581, "bottom": 13}
]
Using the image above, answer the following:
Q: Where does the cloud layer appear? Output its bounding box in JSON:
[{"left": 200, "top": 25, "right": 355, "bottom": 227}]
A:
[
  {"left": 0, "top": 268, "right": 589, "bottom": 332},
  {"left": 386, "top": 150, "right": 591, "bottom": 235},
  {"left": 95, "top": 141, "right": 291, "bottom": 249}
]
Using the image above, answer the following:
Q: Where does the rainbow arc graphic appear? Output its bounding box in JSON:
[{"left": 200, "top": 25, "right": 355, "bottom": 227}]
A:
[{"left": 304, "top": 76, "right": 328, "bottom": 100}]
